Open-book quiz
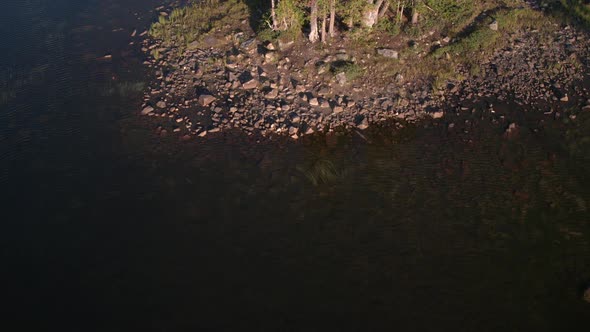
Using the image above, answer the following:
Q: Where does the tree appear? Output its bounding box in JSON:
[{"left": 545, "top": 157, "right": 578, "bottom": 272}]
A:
[
  {"left": 361, "top": 0, "right": 389, "bottom": 28},
  {"left": 310, "top": 0, "right": 320, "bottom": 42},
  {"left": 271, "top": 0, "right": 278, "bottom": 30},
  {"left": 329, "top": 0, "right": 336, "bottom": 37}
]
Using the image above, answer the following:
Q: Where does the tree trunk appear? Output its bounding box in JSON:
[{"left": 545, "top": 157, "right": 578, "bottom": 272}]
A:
[
  {"left": 362, "top": 0, "right": 384, "bottom": 28},
  {"left": 309, "top": 0, "right": 319, "bottom": 42},
  {"left": 271, "top": 0, "right": 278, "bottom": 30},
  {"left": 329, "top": 0, "right": 336, "bottom": 37},
  {"left": 379, "top": 1, "right": 389, "bottom": 18},
  {"left": 321, "top": 14, "right": 327, "bottom": 43},
  {"left": 412, "top": 11, "right": 419, "bottom": 25}
]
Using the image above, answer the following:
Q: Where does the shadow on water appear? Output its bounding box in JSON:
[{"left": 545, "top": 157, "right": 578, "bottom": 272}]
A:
[{"left": 1, "top": 0, "right": 590, "bottom": 331}]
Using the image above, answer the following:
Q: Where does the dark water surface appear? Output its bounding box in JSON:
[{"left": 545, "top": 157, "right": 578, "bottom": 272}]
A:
[{"left": 2, "top": 0, "right": 590, "bottom": 330}]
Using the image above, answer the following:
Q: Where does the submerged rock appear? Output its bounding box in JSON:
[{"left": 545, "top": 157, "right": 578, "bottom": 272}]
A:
[{"left": 584, "top": 287, "right": 590, "bottom": 303}]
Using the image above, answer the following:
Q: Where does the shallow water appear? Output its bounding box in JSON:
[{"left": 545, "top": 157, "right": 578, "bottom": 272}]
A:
[{"left": 2, "top": 0, "right": 590, "bottom": 331}]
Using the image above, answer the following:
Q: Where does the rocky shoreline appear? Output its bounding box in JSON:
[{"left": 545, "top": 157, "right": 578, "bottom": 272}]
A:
[{"left": 139, "top": 6, "right": 590, "bottom": 140}]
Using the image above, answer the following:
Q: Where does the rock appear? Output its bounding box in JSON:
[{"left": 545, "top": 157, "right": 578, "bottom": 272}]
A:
[
  {"left": 265, "top": 41, "right": 275, "bottom": 51},
  {"left": 489, "top": 20, "right": 498, "bottom": 31},
  {"left": 432, "top": 111, "right": 444, "bottom": 119},
  {"left": 504, "top": 123, "right": 519, "bottom": 138},
  {"left": 309, "top": 97, "right": 319, "bottom": 106},
  {"left": 377, "top": 48, "right": 399, "bottom": 59},
  {"left": 198, "top": 130, "right": 208, "bottom": 137},
  {"left": 278, "top": 39, "right": 294, "bottom": 50},
  {"left": 240, "top": 38, "right": 257, "bottom": 53},
  {"left": 357, "top": 117, "right": 369, "bottom": 130},
  {"left": 582, "top": 105, "right": 590, "bottom": 111},
  {"left": 264, "top": 51, "right": 278, "bottom": 62},
  {"left": 290, "top": 113, "right": 301, "bottom": 123},
  {"left": 336, "top": 72, "right": 347, "bottom": 85},
  {"left": 584, "top": 287, "right": 590, "bottom": 303},
  {"left": 141, "top": 106, "right": 154, "bottom": 115},
  {"left": 288, "top": 126, "right": 298, "bottom": 135},
  {"left": 333, "top": 106, "right": 344, "bottom": 114},
  {"left": 242, "top": 79, "right": 259, "bottom": 90},
  {"left": 560, "top": 94, "right": 569, "bottom": 102},
  {"left": 265, "top": 89, "right": 278, "bottom": 99},
  {"left": 198, "top": 94, "right": 216, "bottom": 106},
  {"left": 156, "top": 100, "right": 166, "bottom": 108}
]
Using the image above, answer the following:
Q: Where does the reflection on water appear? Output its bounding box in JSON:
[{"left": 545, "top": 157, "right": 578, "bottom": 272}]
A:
[{"left": 1, "top": 0, "right": 589, "bottom": 331}]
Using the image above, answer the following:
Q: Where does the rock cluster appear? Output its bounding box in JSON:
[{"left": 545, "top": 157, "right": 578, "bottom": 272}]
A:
[{"left": 139, "top": 23, "right": 589, "bottom": 140}]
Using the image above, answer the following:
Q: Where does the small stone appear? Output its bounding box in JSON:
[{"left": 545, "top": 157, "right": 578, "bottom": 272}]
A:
[
  {"left": 333, "top": 106, "right": 344, "bottom": 114},
  {"left": 584, "top": 287, "right": 590, "bottom": 303},
  {"left": 357, "top": 117, "right": 369, "bottom": 130},
  {"left": 504, "top": 123, "right": 519, "bottom": 138},
  {"left": 198, "top": 131, "right": 208, "bottom": 137},
  {"left": 336, "top": 72, "right": 347, "bottom": 85},
  {"left": 377, "top": 48, "right": 399, "bottom": 59},
  {"left": 560, "top": 94, "right": 569, "bottom": 102},
  {"left": 156, "top": 100, "right": 166, "bottom": 108},
  {"left": 489, "top": 20, "right": 498, "bottom": 31},
  {"left": 141, "top": 106, "right": 154, "bottom": 115},
  {"left": 288, "top": 126, "right": 298, "bottom": 135},
  {"left": 264, "top": 51, "right": 277, "bottom": 62},
  {"left": 242, "top": 79, "right": 259, "bottom": 90},
  {"left": 265, "top": 89, "right": 278, "bottom": 99},
  {"left": 432, "top": 111, "right": 444, "bottom": 119},
  {"left": 198, "top": 94, "right": 216, "bottom": 106},
  {"left": 278, "top": 39, "right": 294, "bottom": 50},
  {"left": 309, "top": 97, "right": 319, "bottom": 106}
]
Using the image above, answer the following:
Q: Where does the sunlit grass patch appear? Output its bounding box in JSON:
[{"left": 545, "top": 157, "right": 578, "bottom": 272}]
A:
[{"left": 148, "top": 0, "right": 249, "bottom": 52}]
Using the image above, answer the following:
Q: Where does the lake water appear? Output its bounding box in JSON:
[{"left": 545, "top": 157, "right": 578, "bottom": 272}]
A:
[{"left": 2, "top": 0, "right": 590, "bottom": 330}]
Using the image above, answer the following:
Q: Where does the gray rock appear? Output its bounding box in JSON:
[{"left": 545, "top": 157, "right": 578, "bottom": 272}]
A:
[
  {"left": 336, "top": 72, "right": 347, "bottom": 85},
  {"left": 141, "top": 106, "right": 154, "bottom": 115},
  {"left": 156, "top": 100, "right": 166, "bottom": 108},
  {"left": 240, "top": 38, "right": 257, "bottom": 53},
  {"left": 265, "top": 89, "right": 278, "bottom": 99},
  {"left": 242, "top": 79, "right": 259, "bottom": 90},
  {"left": 377, "top": 48, "right": 399, "bottom": 59},
  {"left": 278, "top": 39, "right": 294, "bottom": 50},
  {"left": 198, "top": 94, "right": 216, "bottom": 106},
  {"left": 489, "top": 20, "right": 498, "bottom": 31},
  {"left": 309, "top": 97, "right": 319, "bottom": 106},
  {"left": 264, "top": 51, "right": 278, "bottom": 62}
]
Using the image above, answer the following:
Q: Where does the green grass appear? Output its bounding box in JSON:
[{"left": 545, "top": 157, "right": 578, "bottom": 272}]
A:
[
  {"left": 424, "top": 6, "right": 548, "bottom": 89},
  {"left": 148, "top": 0, "right": 249, "bottom": 53},
  {"left": 330, "top": 61, "right": 365, "bottom": 81}
]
